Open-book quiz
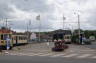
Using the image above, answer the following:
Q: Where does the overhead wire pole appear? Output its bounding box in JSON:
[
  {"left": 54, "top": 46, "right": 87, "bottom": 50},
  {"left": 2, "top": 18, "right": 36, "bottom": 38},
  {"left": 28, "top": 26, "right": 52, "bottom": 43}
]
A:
[
  {"left": 28, "top": 20, "right": 31, "bottom": 42},
  {"left": 26, "top": 20, "right": 29, "bottom": 43},
  {"left": 74, "top": 12, "right": 81, "bottom": 44},
  {"left": 0, "top": 18, "right": 2, "bottom": 27},
  {"left": 63, "top": 14, "right": 66, "bottom": 30},
  {"left": 26, "top": 20, "right": 31, "bottom": 43},
  {"left": 36, "top": 15, "right": 41, "bottom": 42},
  {"left": 77, "top": 14, "right": 81, "bottom": 44},
  {"left": 5, "top": 18, "right": 8, "bottom": 29},
  {"left": 78, "top": 2, "right": 81, "bottom": 44},
  {"left": 5, "top": 18, "right": 11, "bottom": 29},
  {"left": 39, "top": 19, "right": 41, "bottom": 42},
  {"left": 63, "top": 15, "right": 64, "bottom": 30}
]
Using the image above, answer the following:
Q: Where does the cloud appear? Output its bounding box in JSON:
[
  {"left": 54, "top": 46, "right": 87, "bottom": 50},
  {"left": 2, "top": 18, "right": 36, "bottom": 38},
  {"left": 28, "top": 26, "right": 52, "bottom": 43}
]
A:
[
  {"left": 0, "top": 0, "right": 55, "bottom": 31},
  {"left": 0, "top": 0, "right": 12, "bottom": 18},
  {"left": 0, "top": 0, "right": 96, "bottom": 32},
  {"left": 10, "top": 0, "right": 54, "bottom": 13}
]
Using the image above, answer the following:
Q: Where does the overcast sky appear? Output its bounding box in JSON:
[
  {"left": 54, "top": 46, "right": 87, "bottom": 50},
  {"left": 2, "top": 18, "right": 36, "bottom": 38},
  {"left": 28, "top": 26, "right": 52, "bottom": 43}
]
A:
[{"left": 0, "top": 0, "right": 96, "bottom": 32}]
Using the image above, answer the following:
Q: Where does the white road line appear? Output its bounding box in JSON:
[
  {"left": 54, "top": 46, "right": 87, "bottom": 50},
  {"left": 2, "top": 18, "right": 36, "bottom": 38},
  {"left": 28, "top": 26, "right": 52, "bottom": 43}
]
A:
[
  {"left": 51, "top": 54, "right": 65, "bottom": 57},
  {"left": 9, "top": 53, "right": 16, "bottom": 55},
  {"left": 24, "top": 53, "right": 51, "bottom": 56},
  {"left": 91, "top": 56, "right": 96, "bottom": 59},
  {"left": 77, "top": 54, "right": 92, "bottom": 58},
  {"left": 63, "top": 54, "right": 78, "bottom": 58},
  {"left": 23, "top": 53, "right": 37, "bottom": 56},
  {"left": 19, "top": 53, "right": 44, "bottom": 56},
  {"left": 8, "top": 52, "right": 95, "bottom": 59},
  {"left": 37, "top": 53, "right": 54, "bottom": 56}
]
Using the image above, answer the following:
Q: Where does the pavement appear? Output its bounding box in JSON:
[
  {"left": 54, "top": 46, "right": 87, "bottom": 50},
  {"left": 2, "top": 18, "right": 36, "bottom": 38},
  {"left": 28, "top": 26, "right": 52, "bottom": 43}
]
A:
[
  {"left": 1, "top": 42, "right": 96, "bottom": 63},
  {"left": 1, "top": 42, "right": 96, "bottom": 59},
  {"left": 0, "top": 55, "right": 96, "bottom": 63}
]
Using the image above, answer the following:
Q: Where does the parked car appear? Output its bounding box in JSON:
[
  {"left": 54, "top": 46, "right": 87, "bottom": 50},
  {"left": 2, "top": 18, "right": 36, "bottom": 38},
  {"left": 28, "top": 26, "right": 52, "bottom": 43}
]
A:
[
  {"left": 83, "top": 38, "right": 91, "bottom": 45},
  {"left": 89, "top": 36, "right": 95, "bottom": 41}
]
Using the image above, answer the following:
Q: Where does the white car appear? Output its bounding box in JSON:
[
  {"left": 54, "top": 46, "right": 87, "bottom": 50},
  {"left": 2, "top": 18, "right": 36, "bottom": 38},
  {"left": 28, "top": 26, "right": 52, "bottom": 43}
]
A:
[{"left": 89, "top": 36, "right": 95, "bottom": 41}]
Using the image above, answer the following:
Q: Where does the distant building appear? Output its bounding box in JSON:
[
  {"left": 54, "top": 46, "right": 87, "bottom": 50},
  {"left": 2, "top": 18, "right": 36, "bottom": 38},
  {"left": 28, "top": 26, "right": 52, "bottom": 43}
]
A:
[{"left": 30, "top": 32, "right": 37, "bottom": 40}]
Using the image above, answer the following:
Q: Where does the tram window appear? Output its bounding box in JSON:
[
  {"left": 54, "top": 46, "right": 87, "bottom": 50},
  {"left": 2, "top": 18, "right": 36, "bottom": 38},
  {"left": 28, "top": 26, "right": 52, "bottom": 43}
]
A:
[
  {"left": 23, "top": 37, "right": 25, "bottom": 40},
  {"left": 9, "top": 34, "right": 11, "bottom": 38},
  {"left": 14, "top": 37, "right": 16, "bottom": 40},
  {"left": 21, "top": 37, "right": 23, "bottom": 40},
  {"left": 19, "top": 36, "right": 23, "bottom": 40},
  {"left": 24, "top": 37, "right": 26, "bottom": 40},
  {"left": 19, "top": 36, "right": 21, "bottom": 40},
  {"left": 1, "top": 34, "right": 3, "bottom": 40},
  {"left": 4, "top": 34, "right": 7, "bottom": 40},
  {"left": 66, "top": 36, "right": 70, "bottom": 39},
  {"left": 25, "top": 37, "right": 26, "bottom": 40},
  {"left": 25, "top": 37, "right": 27, "bottom": 40},
  {"left": 65, "top": 36, "right": 67, "bottom": 39}
]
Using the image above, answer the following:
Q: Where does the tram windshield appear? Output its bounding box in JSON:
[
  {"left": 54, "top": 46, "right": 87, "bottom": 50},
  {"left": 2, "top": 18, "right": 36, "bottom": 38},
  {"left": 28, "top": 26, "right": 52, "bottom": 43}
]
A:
[
  {"left": 0, "top": 34, "right": 11, "bottom": 40},
  {"left": 53, "top": 33, "right": 64, "bottom": 40}
]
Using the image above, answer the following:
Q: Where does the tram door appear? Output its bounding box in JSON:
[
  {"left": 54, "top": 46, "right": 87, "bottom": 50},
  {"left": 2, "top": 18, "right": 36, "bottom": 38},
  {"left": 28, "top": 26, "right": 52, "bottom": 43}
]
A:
[{"left": 16, "top": 36, "right": 18, "bottom": 45}]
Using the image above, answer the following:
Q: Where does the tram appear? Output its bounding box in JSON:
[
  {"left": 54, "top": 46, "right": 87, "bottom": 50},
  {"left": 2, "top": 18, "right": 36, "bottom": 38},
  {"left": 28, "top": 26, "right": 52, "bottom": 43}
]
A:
[
  {"left": 12, "top": 33, "right": 27, "bottom": 46},
  {"left": 52, "top": 33, "right": 68, "bottom": 51},
  {"left": 64, "top": 35, "right": 71, "bottom": 44},
  {"left": 0, "top": 29, "right": 13, "bottom": 49},
  {"left": 0, "top": 28, "right": 28, "bottom": 50}
]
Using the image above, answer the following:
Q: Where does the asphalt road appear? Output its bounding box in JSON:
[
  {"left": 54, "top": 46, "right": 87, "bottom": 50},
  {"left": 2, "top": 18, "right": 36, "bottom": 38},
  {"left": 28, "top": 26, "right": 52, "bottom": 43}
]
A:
[
  {"left": 1, "top": 42, "right": 96, "bottom": 63},
  {"left": 0, "top": 55, "right": 96, "bottom": 63},
  {"left": 84, "top": 42, "right": 96, "bottom": 49}
]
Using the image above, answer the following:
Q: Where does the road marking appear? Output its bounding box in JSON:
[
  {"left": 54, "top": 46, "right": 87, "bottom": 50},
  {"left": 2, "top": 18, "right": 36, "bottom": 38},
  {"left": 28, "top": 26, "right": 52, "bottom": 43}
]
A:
[
  {"left": 51, "top": 54, "right": 66, "bottom": 57},
  {"left": 77, "top": 54, "right": 92, "bottom": 58},
  {"left": 62, "top": 54, "right": 78, "bottom": 58},
  {"left": 9, "top": 53, "right": 16, "bottom": 55},
  {"left": 7, "top": 52, "right": 96, "bottom": 59},
  {"left": 37, "top": 53, "right": 53, "bottom": 56},
  {"left": 91, "top": 56, "right": 96, "bottom": 59},
  {"left": 26, "top": 53, "right": 44, "bottom": 56}
]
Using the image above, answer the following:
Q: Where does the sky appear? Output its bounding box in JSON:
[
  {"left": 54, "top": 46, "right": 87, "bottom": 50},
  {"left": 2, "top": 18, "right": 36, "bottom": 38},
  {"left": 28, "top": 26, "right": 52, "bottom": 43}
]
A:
[{"left": 0, "top": 0, "right": 96, "bottom": 32}]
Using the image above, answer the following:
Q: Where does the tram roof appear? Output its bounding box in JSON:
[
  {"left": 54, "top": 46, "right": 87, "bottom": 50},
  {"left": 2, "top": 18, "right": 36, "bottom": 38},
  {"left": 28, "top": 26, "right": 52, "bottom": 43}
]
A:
[
  {"left": 12, "top": 32, "right": 27, "bottom": 35},
  {"left": 0, "top": 29, "right": 12, "bottom": 34}
]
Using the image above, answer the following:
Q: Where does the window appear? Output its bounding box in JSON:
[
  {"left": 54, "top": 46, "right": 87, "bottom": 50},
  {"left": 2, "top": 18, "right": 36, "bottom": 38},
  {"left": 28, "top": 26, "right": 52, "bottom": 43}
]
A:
[
  {"left": 4, "top": 34, "right": 8, "bottom": 40},
  {"left": 1, "top": 34, "right": 3, "bottom": 40},
  {"left": 65, "top": 36, "right": 70, "bottom": 39}
]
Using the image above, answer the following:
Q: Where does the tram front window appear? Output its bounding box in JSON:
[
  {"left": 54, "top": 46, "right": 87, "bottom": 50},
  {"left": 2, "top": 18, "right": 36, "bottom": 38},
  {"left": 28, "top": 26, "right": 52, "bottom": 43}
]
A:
[
  {"left": 1, "top": 34, "right": 4, "bottom": 40},
  {"left": 1, "top": 34, "right": 11, "bottom": 40},
  {"left": 4, "top": 34, "right": 8, "bottom": 40}
]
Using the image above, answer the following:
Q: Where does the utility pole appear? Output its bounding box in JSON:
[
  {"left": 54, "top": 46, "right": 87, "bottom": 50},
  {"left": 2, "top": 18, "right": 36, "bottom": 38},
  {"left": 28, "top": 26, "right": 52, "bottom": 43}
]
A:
[
  {"left": 77, "top": 14, "right": 81, "bottom": 43},
  {"left": 36, "top": 15, "right": 41, "bottom": 42},
  {"left": 5, "top": 18, "right": 8, "bottom": 29},
  {"left": 26, "top": 20, "right": 31, "bottom": 43},
  {"left": 63, "top": 15, "right": 66, "bottom": 30},
  {"left": 38, "top": 17, "right": 41, "bottom": 42},
  {"left": 28, "top": 20, "right": 31, "bottom": 42}
]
